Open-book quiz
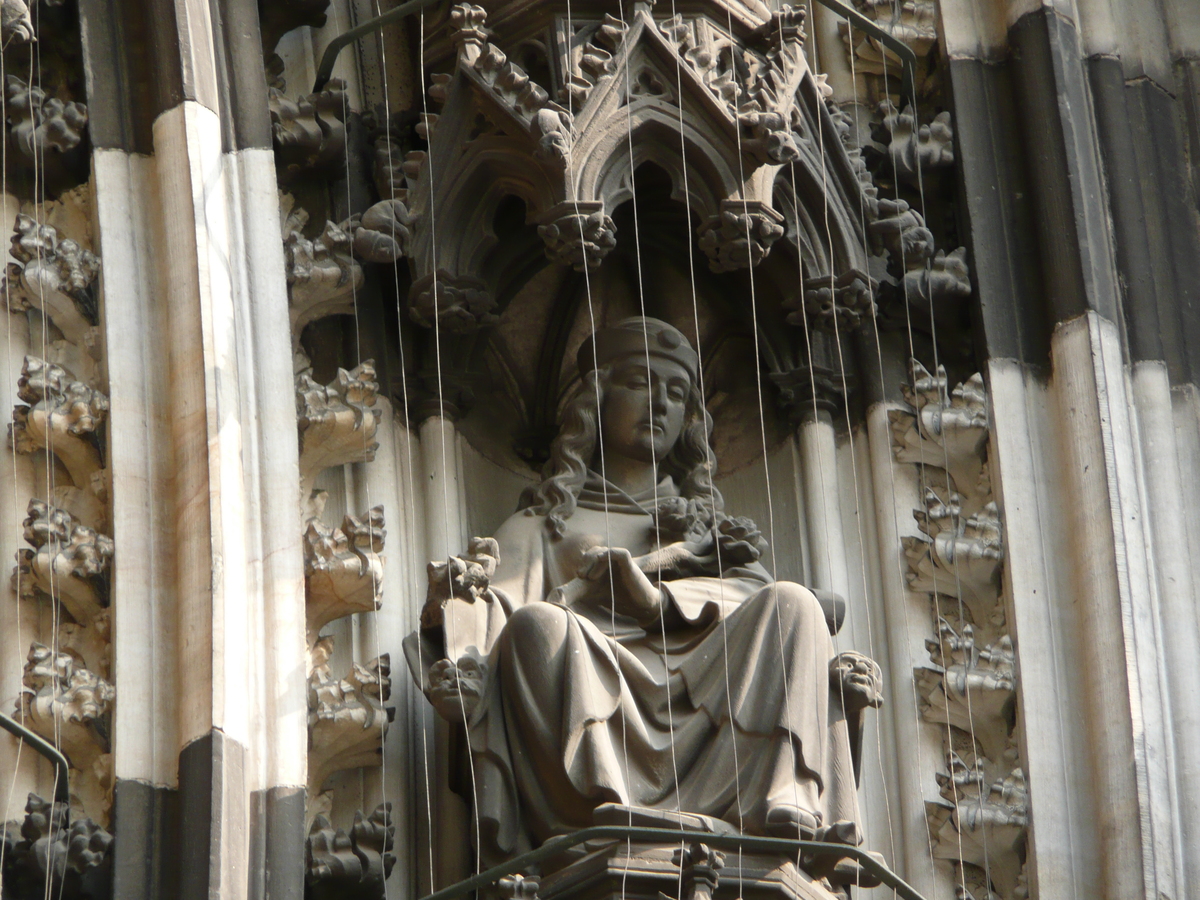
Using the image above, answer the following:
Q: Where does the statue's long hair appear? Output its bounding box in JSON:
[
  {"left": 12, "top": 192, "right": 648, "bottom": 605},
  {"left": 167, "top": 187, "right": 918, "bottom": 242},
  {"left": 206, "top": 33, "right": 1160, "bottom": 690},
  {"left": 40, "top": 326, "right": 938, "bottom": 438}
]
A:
[{"left": 532, "top": 364, "right": 725, "bottom": 538}]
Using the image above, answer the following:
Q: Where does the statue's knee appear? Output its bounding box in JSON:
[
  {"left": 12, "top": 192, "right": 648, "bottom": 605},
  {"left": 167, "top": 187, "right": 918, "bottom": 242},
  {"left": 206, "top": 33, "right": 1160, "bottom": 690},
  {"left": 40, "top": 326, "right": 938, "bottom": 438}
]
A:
[
  {"left": 766, "top": 582, "right": 824, "bottom": 625},
  {"left": 503, "top": 602, "right": 570, "bottom": 658}
]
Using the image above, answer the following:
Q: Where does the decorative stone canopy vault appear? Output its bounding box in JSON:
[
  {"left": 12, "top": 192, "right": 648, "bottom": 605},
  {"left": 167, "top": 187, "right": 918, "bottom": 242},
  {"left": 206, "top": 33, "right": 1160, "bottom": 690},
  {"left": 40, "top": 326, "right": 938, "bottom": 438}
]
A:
[{"left": 404, "top": 0, "right": 882, "bottom": 326}]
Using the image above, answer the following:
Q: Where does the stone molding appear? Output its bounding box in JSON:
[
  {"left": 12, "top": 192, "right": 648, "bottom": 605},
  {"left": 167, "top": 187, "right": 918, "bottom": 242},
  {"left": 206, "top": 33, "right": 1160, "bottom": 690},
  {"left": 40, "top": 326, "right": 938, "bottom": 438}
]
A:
[{"left": 891, "top": 360, "right": 1027, "bottom": 899}]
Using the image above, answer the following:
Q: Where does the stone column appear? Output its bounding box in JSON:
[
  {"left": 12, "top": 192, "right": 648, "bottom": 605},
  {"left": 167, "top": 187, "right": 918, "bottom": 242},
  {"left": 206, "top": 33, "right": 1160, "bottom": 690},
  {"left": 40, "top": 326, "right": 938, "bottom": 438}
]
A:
[{"left": 80, "top": 0, "right": 307, "bottom": 896}]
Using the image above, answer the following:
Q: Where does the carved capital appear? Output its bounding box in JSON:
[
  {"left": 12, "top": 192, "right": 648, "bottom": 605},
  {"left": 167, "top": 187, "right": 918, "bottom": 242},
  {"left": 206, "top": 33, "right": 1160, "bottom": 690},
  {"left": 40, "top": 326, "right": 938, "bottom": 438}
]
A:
[
  {"left": 839, "top": 0, "right": 937, "bottom": 76},
  {"left": 918, "top": 618, "right": 1015, "bottom": 762},
  {"left": 903, "top": 490, "right": 1004, "bottom": 624},
  {"left": 697, "top": 201, "right": 785, "bottom": 272},
  {"left": 305, "top": 505, "right": 385, "bottom": 646},
  {"left": 307, "top": 637, "right": 392, "bottom": 812},
  {"left": 306, "top": 803, "right": 396, "bottom": 898},
  {"left": 927, "top": 757, "right": 1027, "bottom": 899},
  {"left": 296, "top": 362, "right": 382, "bottom": 493},
  {"left": 2, "top": 215, "right": 99, "bottom": 344},
  {"left": 408, "top": 271, "right": 498, "bottom": 334},
  {"left": 10, "top": 356, "right": 107, "bottom": 492},
  {"left": 537, "top": 203, "right": 617, "bottom": 271}
]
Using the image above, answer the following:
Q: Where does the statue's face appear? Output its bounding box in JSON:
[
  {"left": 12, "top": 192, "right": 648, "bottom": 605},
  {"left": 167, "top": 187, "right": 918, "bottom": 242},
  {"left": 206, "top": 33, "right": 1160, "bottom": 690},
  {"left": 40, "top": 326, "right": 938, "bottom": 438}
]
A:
[{"left": 600, "top": 357, "right": 691, "bottom": 464}]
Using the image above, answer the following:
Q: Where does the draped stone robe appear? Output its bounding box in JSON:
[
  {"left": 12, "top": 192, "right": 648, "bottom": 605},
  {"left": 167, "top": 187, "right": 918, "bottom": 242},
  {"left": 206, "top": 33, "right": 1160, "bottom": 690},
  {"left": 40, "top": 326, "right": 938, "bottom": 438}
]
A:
[{"left": 424, "top": 475, "right": 861, "bottom": 865}]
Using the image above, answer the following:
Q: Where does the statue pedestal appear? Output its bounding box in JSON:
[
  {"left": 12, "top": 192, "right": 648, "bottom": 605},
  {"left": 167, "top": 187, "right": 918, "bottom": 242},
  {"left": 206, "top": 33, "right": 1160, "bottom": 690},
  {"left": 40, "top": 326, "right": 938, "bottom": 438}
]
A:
[{"left": 537, "top": 840, "right": 842, "bottom": 900}]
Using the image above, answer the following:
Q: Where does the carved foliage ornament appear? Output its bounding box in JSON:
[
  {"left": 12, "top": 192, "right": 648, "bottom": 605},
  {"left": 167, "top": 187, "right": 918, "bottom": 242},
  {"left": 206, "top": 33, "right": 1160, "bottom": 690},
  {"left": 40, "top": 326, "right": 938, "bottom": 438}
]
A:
[
  {"left": 0, "top": 792, "right": 112, "bottom": 900},
  {"left": 3, "top": 214, "right": 100, "bottom": 345},
  {"left": 892, "top": 361, "right": 1026, "bottom": 900},
  {"left": 306, "top": 803, "right": 396, "bottom": 900}
]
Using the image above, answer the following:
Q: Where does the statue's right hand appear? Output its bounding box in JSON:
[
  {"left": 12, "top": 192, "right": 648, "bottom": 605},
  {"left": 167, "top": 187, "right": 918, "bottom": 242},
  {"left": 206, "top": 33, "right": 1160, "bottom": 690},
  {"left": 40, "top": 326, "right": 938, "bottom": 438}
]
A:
[{"left": 426, "top": 656, "right": 485, "bottom": 723}]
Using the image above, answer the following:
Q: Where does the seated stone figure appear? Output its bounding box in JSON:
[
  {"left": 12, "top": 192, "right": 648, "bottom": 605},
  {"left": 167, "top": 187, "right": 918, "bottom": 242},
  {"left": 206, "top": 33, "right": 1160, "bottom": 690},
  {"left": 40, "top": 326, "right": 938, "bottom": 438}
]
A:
[{"left": 406, "top": 317, "right": 882, "bottom": 881}]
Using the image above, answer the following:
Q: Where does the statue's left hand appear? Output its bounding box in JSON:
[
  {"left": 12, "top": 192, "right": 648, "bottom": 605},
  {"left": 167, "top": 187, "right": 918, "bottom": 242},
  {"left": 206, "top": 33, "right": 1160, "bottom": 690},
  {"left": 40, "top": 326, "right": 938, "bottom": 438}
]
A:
[{"left": 578, "top": 546, "right": 664, "bottom": 622}]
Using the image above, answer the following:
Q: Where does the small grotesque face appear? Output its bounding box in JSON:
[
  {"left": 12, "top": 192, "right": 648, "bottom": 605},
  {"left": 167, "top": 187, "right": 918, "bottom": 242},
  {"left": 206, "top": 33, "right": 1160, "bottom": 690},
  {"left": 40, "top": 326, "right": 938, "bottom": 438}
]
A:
[
  {"left": 830, "top": 650, "right": 884, "bottom": 711},
  {"left": 600, "top": 356, "right": 691, "bottom": 464}
]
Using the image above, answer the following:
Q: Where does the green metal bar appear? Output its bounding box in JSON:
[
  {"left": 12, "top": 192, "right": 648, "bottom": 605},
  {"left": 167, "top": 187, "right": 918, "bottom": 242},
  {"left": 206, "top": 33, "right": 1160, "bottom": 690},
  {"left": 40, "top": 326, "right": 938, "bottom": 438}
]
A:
[
  {"left": 419, "top": 825, "right": 928, "bottom": 900},
  {"left": 811, "top": 0, "right": 918, "bottom": 102},
  {"left": 313, "top": 0, "right": 445, "bottom": 93},
  {"left": 0, "top": 710, "right": 70, "bottom": 812},
  {"left": 312, "top": 0, "right": 918, "bottom": 102}
]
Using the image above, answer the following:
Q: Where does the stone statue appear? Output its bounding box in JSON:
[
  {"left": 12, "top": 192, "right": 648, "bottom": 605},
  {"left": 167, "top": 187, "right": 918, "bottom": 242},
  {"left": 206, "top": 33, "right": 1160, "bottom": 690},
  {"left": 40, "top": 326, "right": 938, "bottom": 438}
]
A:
[{"left": 406, "top": 317, "right": 882, "bottom": 880}]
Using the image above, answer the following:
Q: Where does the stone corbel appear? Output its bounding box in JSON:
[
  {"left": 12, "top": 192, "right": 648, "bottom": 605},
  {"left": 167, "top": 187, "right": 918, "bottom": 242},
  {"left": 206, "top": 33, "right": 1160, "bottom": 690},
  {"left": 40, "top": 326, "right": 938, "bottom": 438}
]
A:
[
  {"left": 697, "top": 200, "right": 785, "bottom": 272},
  {"left": 296, "top": 361, "right": 382, "bottom": 503},
  {"left": 902, "top": 491, "right": 1004, "bottom": 624},
  {"left": 5, "top": 75, "right": 89, "bottom": 162},
  {"left": 889, "top": 362, "right": 991, "bottom": 512},
  {"left": 2, "top": 214, "right": 100, "bottom": 346},
  {"left": 305, "top": 504, "right": 385, "bottom": 647},
  {"left": 537, "top": 202, "right": 617, "bottom": 270},
  {"left": 17, "top": 643, "right": 114, "bottom": 822},
  {"left": 9, "top": 356, "right": 108, "bottom": 501},
  {"left": 0, "top": 792, "right": 113, "bottom": 898},
  {"left": 307, "top": 637, "right": 392, "bottom": 822},
  {"left": 305, "top": 803, "right": 396, "bottom": 899},
  {"left": 269, "top": 79, "right": 348, "bottom": 181}
]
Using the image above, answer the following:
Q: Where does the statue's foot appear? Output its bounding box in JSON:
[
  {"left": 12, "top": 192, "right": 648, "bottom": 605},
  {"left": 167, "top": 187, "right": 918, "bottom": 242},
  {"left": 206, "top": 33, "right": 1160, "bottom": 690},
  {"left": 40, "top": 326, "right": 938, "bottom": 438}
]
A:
[{"left": 764, "top": 805, "right": 820, "bottom": 840}]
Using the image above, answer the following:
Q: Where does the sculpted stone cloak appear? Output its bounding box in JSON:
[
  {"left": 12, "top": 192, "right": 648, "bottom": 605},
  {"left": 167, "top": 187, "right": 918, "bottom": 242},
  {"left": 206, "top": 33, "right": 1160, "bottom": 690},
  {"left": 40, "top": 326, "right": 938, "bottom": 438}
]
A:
[{"left": 446, "top": 473, "right": 862, "bottom": 864}]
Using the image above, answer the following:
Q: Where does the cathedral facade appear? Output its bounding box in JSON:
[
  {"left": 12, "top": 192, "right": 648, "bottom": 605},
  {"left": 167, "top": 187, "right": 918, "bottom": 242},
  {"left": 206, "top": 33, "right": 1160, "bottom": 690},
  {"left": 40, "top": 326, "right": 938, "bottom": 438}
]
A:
[{"left": 0, "top": 0, "right": 1198, "bottom": 898}]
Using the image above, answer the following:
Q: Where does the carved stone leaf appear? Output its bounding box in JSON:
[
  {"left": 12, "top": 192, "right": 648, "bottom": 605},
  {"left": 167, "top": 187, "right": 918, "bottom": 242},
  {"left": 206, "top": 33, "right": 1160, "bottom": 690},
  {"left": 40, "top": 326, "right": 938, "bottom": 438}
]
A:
[
  {"left": 14, "top": 499, "right": 114, "bottom": 647},
  {"left": 1, "top": 0, "right": 33, "bottom": 43},
  {"left": 5, "top": 75, "right": 89, "bottom": 160},
  {"left": 9, "top": 356, "right": 108, "bottom": 494},
  {"left": 305, "top": 506, "right": 386, "bottom": 646},
  {"left": 296, "top": 361, "right": 382, "bottom": 493},
  {"left": 306, "top": 803, "right": 396, "bottom": 899},
  {"left": 2, "top": 215, "right": 100, "bottom": 344},
  {"left": 0, "top": 792, "right": 113, "bottom": 898},
  {"left": 307, "top": 637, "right": 392, "bottom": 814}
]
